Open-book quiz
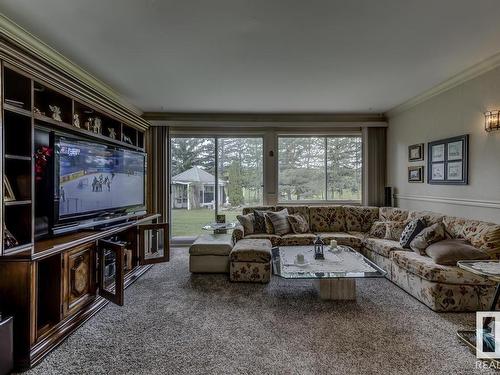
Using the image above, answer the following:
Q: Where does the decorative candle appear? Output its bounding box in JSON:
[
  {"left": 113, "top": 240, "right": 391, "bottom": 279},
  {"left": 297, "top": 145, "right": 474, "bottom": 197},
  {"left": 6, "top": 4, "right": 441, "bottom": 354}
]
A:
[
  {"left": 296, "top": 253, "right": 305, "bottom": 264},
  {"left": 330, "top": 239, "right": 338, "bottom": 249}
]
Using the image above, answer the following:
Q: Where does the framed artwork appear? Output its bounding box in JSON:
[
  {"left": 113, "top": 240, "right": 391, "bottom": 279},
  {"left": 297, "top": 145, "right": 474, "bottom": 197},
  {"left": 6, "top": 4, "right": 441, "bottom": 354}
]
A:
[
  {"left": 427, "top": 134, "right": 468, "bottom": 185},
  {"left": 408, "top": 143, "right": 424, "bottom": 161},
  {"left": 408, "top": 166, "right": 424, "bottom": 183},
  {"left": 4, "top": 176, "right": 15, "bottom": 202}
]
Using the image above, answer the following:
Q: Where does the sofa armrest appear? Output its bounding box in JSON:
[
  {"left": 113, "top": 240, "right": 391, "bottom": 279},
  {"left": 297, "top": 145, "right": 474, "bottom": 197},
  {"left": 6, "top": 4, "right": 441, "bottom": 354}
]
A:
[{"left": 232, "top": 224, "right": 245, "bottom": 244}]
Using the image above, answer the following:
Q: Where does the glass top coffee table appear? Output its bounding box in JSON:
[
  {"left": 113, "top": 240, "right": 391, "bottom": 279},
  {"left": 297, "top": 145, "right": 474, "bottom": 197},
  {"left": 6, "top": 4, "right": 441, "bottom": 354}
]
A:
[{"left": 271, "top": 245, "right": 386, "bottom": 300}]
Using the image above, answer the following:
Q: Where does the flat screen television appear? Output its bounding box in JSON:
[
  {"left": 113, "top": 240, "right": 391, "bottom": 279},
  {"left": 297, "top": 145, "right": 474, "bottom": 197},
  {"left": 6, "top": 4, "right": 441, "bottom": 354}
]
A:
[{"left": 54, "top": 136, "right": 146, "bottom": 226}]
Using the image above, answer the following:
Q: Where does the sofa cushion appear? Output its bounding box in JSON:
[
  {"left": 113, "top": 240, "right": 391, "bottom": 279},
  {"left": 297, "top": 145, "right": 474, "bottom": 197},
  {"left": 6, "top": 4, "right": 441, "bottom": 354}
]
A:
[
  {"left": 390, "top": 250, "right": 494, "bottom": 285},
  {"left": 266, "top": 209, "right": 291, "bottom": 235},
  {"left": 384, "top": 221, "right": 407, "bottom": 241},
  {"left": 189, "top": 234, "right": 234, "bottom": 256},
  {"left": 379, "top": 207, "right": 409, "bottom": 222},
  {"left": 317, "top": 232, "right": 364, "bottom": 248},
  {"left": 309, "top": 206, "right": 345, "bottom": 232},
  {"left": 369, "top": 221, "right": 387, "bottom": 239},
  {"left": 230, "top": 239, "right": 272, "bottom": 263},
  {"left": 343, "top": 206, "right": 379, "bottom": 232},
  {"left": 407, "top": 210, "right": 444, "bottom": 226},
  {"left": 236, "top": 213, "right": 255, "bottom": 235},
  {"left": 253, "top": 210, "right": 274, "bottom": 234},
  {"left": 287, "top": 214, "right": 310, "bottom": 233},
  {"left": 410, "top": 222, "right": 446, "bottom": 255},
  {"left": 442, "top": 216, "right": 500, "bottom": 259},
  {"left": 399, "top": 219, "right": 426, "bottom": 248},
  {"left": 425, "top": 239, "right": 490, "bottom": 266},
  {"left": 242, "top": 206, "right": 275, "bottom": 215},
  {"left": 363, "top": 238, "right": 405, "bottom": 258},
  {"left": 276, "top": 205, "right": 310, "bottom": 224},
  {"left": 280, "top": 233, "right": 316, "bottom": 246},
  {"left": 244, "top": 234, "right": 281, "bottom": 247}
]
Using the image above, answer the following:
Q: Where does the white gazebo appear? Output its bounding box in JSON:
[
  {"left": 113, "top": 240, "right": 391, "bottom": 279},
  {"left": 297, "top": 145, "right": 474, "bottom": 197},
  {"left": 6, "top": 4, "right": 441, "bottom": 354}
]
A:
[{"left": 171, "top": 166, "right": 227, "bottom": 210}]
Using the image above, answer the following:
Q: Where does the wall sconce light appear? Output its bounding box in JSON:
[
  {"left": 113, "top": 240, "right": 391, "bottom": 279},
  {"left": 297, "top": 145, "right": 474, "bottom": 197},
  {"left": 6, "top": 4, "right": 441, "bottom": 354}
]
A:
[{"left": 485, "top": 110, "right": 500, "bottom": 132}]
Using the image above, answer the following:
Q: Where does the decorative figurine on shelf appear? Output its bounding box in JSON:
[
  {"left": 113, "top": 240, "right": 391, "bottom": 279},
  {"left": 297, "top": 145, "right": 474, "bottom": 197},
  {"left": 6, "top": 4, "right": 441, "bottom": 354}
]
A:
[
  {"left": 33, "top": 107, "right": 44, "bottom": 116},
  {"left": 108, "top": 127, "right": 117, "bottom": 139},
  {"left": 92, "top": 117, "right": 102, "bottom": 134},
  {"left": 35, "top": 146, "right": 53, "bottom": 183},
  {"left": 73, "top": 113, "right": 81, "bottom": 128},
  {"left": 49, "top": 105, "right": 62, "bottom": 122},
  {"left": 4, "top": 225, "right": 19, "bottom": 249},
  {"left": 314, "top": 236, "right": 325, "bottom": 260},
  {"left": 84, "top": 117, "right": 93, "bottom": 131},
  {"left": 122, "top": 134, "right": 133, "bottom": 145}
]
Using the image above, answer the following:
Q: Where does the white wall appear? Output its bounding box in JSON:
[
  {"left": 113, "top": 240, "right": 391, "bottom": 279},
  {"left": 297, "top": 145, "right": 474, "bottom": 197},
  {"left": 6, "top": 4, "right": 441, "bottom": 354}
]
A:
[{"left": 387, "top": 66, "right": 500, "bottom": 223}]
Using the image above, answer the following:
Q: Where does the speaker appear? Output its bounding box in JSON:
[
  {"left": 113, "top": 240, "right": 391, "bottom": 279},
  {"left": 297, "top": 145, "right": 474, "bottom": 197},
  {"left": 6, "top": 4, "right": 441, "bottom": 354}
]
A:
[{"left": 384, "top": 186, "right": 393, "bottom": 207}]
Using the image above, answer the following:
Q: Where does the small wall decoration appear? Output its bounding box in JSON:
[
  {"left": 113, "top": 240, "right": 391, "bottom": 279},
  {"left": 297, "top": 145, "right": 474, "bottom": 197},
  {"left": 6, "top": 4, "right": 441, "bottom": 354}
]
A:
[
  {"left": 427, "top": 134, "right": 469, "bottom": 185},
  {"left": 4, "top": 176, "right": 16, "bottom": 202},
  {"left": 408, "top": 143, "right": 424, "bottom": 161},
  {"left": 408, "top": 166, "right": 424, "bottom": 183}
]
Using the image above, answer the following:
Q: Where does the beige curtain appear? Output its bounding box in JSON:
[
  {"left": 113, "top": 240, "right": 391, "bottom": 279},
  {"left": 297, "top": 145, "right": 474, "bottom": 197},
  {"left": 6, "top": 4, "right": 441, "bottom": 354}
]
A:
[
  {"left": 363, "top": 127, "right": 387, "bottom": 206},
  {"left": 146, "top": 126, "right": 169, "bottom": 222}
]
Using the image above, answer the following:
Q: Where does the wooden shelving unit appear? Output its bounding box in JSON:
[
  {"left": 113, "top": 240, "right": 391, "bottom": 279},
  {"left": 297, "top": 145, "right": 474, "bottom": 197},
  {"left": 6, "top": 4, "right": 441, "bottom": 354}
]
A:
[{"left": 0, "top": 57, "right": 162, "bottom": 371}]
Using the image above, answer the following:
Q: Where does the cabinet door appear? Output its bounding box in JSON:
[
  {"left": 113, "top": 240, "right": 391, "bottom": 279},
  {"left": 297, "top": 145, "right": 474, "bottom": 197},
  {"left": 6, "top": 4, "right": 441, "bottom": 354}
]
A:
[
  {"left": 138, "top": 223, "right": 169, "bottom": 265},
  {"left": 62, "top": 243, "right": 96, "bottom": 317},
  {"left": 97, "top": 239, "right": 124, "bottom": 306}
]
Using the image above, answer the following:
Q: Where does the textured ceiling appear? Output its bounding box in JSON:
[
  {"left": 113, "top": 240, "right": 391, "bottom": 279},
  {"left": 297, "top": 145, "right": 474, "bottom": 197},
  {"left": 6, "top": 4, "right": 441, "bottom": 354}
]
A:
[{"left": 2, "top": 0, "right": 500, "bottom": 113}]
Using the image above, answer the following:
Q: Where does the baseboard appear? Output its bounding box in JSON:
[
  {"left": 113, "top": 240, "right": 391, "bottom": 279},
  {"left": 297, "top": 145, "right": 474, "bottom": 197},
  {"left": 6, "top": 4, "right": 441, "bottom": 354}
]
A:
[{"left": 394, "top": 194, "right": 500, "bottom": 210}]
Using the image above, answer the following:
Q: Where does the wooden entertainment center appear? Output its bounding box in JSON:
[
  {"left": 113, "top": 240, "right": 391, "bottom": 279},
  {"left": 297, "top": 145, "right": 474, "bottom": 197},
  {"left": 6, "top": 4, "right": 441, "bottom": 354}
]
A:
[{"left": 0, "top": 38, "right": 167, "bottom": 370}]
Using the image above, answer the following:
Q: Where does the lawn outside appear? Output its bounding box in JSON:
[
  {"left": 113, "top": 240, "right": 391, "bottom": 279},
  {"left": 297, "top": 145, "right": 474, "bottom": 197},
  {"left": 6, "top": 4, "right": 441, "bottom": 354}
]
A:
[{"left": 171, "top": 208, "right": 241, "bottom": 237}]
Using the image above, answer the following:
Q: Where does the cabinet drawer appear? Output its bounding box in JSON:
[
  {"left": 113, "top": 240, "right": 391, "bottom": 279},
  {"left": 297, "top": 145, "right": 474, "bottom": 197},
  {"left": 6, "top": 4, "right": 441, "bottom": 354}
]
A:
[{"left": 62, "top": 243, "right": 96, "bottom": 317}]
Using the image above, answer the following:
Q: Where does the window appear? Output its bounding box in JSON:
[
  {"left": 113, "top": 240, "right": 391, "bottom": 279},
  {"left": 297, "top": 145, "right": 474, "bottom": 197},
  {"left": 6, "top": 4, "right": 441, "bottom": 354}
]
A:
[{"left": 278, "top": 136, "right": 362, "bottom": 202}]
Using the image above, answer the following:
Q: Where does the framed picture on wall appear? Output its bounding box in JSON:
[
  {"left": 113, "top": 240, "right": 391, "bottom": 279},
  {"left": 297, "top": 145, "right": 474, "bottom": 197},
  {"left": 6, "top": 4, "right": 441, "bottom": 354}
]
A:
[
  {"left": 427, "top": 134, "right": 468, "bottom": 185},
  {"left": 408, "top": 143, "right": 424, "bottom": 161},
  {"left": 408, "top": 166, "right": 424, "bottom": 183}
]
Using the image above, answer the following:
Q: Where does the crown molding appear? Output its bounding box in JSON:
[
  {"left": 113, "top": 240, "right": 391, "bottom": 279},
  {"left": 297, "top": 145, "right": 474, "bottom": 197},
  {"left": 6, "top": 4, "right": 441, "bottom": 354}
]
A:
[
  {"left": 386, "top": 51, "right": 500, "bottom": 118},
  {"left": 0, "top": 13, "right": 143, "bottom": 117},
  {"left": 143, "top": 112, "right": 387, "bottom": 123}
]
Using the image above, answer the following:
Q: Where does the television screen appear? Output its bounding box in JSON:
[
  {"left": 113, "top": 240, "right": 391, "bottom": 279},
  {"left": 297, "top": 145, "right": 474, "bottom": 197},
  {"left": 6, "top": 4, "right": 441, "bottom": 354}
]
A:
[{"left": 57, "top": 138, "right": 145, "bottom": 219}]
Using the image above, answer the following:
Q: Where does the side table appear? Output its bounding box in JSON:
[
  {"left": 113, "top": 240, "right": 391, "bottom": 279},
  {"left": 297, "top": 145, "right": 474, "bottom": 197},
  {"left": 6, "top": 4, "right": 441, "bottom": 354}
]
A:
[{"left": 456, "top": 260, "right": 500, "bottom": 365}]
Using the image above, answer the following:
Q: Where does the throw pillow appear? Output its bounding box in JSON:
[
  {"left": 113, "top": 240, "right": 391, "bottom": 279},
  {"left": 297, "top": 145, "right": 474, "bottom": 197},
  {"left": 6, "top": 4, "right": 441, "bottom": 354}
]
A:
[
  {"left": 399, "top": 219, "right": 426, "bottom": 248},
  {"left": 369, "top": 221, "right": 386, "bottom": 238},
  {"left": 410, "top": 222, "right": 446, "bottom": 255},
  {"left": 288, "top": 214, "right": 310, "bottom": 234},
  {"left": 266, "top": 209, "right": 291, "bottom": 236},
  {"left": 425, "top": 239, "right": 490, "bottom": 266},
  {"left": 236, "top": 213, "right": 255, "bottom": 235},
  {"left": 253, "top": 210, "right": 273, "bottom": 233},
  {"left": 384, "top": 221, "right": 408, "bottom": 241}
]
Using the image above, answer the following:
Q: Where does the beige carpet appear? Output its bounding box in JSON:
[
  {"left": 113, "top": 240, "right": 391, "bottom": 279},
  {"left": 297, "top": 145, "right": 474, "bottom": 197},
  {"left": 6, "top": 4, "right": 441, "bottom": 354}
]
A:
[{"left": 21, "top": 248, "right": 492, "bottom": 374}]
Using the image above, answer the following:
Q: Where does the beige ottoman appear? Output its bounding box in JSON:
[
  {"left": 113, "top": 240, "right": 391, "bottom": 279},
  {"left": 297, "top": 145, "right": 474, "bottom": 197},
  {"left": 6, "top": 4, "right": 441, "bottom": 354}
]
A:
[
  {"left": 229, "top": 239, "right": 272, "bottom": 283},
  {"left": 189, "top": 234, "right": 233, "bottom": 273}
]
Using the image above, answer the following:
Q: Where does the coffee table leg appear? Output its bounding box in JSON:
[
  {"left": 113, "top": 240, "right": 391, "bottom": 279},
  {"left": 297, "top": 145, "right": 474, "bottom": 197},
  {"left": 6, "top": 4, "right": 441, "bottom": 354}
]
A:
[{"left": 313, "top": 279, "right": 356, "bottom": 300}]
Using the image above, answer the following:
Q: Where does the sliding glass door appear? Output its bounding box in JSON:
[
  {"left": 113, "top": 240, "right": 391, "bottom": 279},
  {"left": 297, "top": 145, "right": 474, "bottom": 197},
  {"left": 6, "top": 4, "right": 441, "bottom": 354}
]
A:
[
  {"left": 217, "top": 138, "right": 263, "bottom": 225},
  {"left": 170, "top": 136, "right": 263, "bottom": 239},
  {"left": 170, "top": 137, "right": 216, "bottom": 238}
]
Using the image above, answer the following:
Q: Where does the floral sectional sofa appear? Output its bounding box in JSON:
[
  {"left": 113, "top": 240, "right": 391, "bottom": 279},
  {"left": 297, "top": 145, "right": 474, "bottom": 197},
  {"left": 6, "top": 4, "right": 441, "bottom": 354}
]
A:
[{"left": 232, "top": 205, "right": 500, "bottom": 312}]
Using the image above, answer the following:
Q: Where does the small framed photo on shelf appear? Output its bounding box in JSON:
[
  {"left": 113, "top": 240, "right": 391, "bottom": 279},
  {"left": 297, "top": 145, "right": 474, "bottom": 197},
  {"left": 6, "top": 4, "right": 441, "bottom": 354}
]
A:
[
  {"left": 408, "top": 166, "right": 424, "bottom": 183},
  {"left": 428, "top": 134, "right": 468, "bottom": 185},
  {"left": 4, "top": 176, "right": 16, "bottom": 202},
  {"left": 408, "top": 143, "right": 424, "bottom": 161}
]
